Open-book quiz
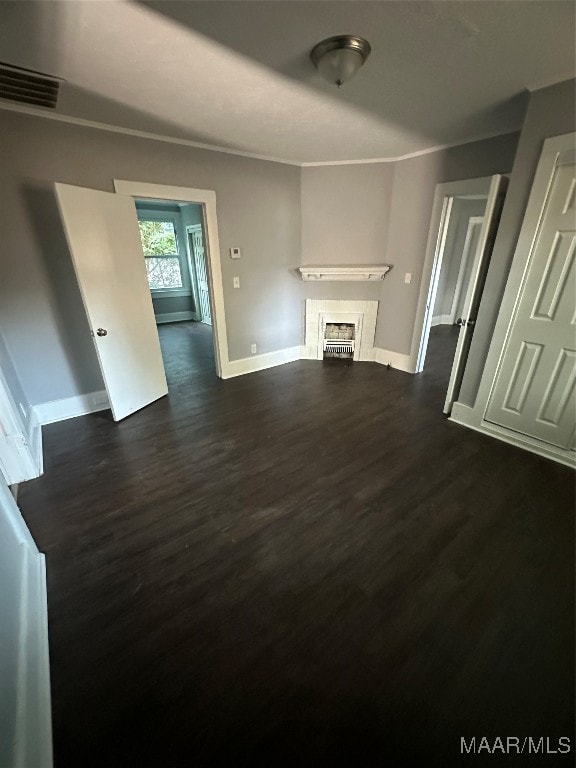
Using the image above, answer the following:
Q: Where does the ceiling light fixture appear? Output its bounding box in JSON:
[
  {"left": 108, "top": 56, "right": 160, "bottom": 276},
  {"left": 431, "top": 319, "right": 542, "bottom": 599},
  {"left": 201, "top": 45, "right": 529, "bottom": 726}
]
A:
[{"left": 310, "top": 35, "right": 371, "bottom": 88}]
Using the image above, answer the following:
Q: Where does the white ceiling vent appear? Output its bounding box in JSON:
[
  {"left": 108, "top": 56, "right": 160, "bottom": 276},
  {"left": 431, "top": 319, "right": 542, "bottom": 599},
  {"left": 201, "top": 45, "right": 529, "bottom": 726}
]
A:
[{"left": 0, "top": 62, "right": 61, "bottom": 109}]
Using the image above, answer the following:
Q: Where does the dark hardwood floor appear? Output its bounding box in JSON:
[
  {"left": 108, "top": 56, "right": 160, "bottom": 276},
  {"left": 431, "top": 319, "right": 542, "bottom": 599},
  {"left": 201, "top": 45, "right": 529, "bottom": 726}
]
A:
[{"left": 19, "top": 322, "right": 575, "bottom": 767}]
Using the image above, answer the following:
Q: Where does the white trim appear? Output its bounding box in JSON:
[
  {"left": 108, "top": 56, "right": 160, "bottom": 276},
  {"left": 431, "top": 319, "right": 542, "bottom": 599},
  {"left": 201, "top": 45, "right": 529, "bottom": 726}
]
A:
[
  {"left": 29, "top": 413, "right": 43, "bottom": 478},
  {"left": 0, "top": 101, "right": 301, "bottom": 167},
  {"left": 0, "top": 475, "right": 53, "bottom": 768},
  {"left": 113, "top": 181, "right": 228, "bottom": 378},
  {"left": 299, "top": 265, "right": 392, "bottom": 281},
  {"left": 0, "top": 368, "right": 43, "bottom": 485},
  {"left": 450, "top": 403, "right": 575, "bottom": 469},
  {"left": 154, "top": 311, "right": 196, "bottom": 324},
  {"left": 223, "top": 346, "right": 301, "bottom": 379},
  {"left": 0, "top": 100, "right": 519, "bottom": 168},
  {"left": 34, "top": 390, "right": 109, "bottom": 425},
  {"left": 373, "top": 347, "right": 415, "bottom": 373},
  {"left": 14, "top": 551, "right": 53, "bottom": 768},
  {"left": 410, "top": 176, "right": 493, "bottom": 373},
  {"left": 301, "top": 129, "right": 520, "bottom": 167}
]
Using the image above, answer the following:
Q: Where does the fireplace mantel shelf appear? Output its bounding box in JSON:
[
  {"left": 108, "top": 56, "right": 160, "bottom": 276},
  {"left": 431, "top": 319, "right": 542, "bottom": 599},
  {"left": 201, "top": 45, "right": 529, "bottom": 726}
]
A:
[{"left": 298, "top": 265, "right": 392, "bottom": 281}]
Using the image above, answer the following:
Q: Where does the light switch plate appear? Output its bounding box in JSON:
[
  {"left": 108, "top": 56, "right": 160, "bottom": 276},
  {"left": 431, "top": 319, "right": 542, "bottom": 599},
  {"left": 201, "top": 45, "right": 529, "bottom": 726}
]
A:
[{"left": 230, "top": 247, "right": 242, "bottom": 259}]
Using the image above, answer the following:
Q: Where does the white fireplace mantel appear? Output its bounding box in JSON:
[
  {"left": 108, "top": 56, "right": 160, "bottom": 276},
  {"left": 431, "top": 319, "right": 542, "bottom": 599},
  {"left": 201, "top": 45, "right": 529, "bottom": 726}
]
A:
[
  {"left": 303, "top": 300, "right": 379, "bottom": 362},
  {"left": 298, "top": 265, "right": 392, "bottom": 282}
]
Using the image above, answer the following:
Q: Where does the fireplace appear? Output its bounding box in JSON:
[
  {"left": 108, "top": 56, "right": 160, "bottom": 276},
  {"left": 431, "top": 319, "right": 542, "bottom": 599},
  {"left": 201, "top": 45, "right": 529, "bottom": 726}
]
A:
[
  {"left": 303, "top": 300, "right": 378, "bottom": 361},
  {"left": 324, "top": 322, "right": 355, "bottom": 359}
]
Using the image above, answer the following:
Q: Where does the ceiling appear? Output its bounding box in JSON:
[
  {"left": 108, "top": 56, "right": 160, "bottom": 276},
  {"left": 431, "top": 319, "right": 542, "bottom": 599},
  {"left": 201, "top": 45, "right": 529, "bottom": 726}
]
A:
[{"left": 0, "top": 0, "right": 574, "bottom": 164}]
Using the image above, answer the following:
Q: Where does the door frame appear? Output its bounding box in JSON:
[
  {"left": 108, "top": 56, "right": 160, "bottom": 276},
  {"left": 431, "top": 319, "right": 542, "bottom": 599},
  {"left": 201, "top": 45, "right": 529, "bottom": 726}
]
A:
[
  {"left": 451, "top": 133, "right": 576, "bottom": 468},
  {"left": 0, "top": 366, "right": 42, "bottom": 485},
  {"left": 410, "top": 176, "right": 494, "bottom": 373},
  {"left": 114, "top": 180, "right": 229, "bottom": 378}
]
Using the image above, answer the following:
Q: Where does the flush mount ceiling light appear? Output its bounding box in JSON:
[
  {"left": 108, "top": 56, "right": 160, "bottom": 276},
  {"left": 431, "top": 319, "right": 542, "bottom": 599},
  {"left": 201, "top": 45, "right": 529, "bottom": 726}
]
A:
[{"left": 310, "top": 35, "right": 371, "bottom": 87}]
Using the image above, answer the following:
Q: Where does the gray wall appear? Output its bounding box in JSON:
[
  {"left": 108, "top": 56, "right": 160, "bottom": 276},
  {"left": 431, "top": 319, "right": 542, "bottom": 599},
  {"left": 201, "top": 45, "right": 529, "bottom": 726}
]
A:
[
  {"left": 301, "top": 163, "right": 396, "bottom": 266},
  {"left": 298, "top": 134, "right": 519, "bottom": 354},
  {"left": 0, "top": 109, "right": 301, "bottom": 405},
  {"left": 376, "top": 131, "right": 520, "bottom": 353},
  {"left": 0, "top": 329, "right": 33, "bottom": 433},
  {"left": 0, "top": 106, "right": 521, "bottom": 410},
  {"left": 459, "top": 79, "right": 576, "bottom": 406}
]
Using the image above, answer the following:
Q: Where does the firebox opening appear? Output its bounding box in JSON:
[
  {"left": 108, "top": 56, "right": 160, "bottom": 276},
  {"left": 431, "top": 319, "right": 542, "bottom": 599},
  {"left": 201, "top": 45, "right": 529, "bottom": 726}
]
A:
[{"left": 323, "top": 322, "right": 355, "bottom": 360}]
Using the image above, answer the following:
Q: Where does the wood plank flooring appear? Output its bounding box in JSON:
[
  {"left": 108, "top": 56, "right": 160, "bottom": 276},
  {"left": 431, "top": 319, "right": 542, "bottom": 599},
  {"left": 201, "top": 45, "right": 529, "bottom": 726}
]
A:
[{"left": 18, "top": 323, "right": 575, "bottom": 767}]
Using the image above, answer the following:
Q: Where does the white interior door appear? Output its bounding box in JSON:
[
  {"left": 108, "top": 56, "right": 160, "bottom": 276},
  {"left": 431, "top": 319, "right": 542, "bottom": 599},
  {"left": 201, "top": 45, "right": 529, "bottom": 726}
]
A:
[
  {"left": 189, "top": 225, "right": 212, "bottom": 325},
  {"left": 443, "top": 175, "right": 508, "bottom": 414},
  {"left": 55, "top": 183, "right": 168, "bottom": 421},
  {"left": 485, "top": 157, "right": 575, "bottom": 448}
]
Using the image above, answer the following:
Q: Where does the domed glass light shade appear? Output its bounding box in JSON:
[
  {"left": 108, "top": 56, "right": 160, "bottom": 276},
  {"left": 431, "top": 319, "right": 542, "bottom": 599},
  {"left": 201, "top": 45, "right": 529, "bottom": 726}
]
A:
[{"left": 310, "top": 36, "right": 371, "bottom": 87}]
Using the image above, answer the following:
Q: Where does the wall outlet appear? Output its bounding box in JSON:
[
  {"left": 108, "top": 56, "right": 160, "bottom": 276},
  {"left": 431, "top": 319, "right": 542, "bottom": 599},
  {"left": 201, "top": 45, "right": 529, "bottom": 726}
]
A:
[
  {"left": 250, "top": 343, "right": 257, "bottom": 355},
  {"left": 404, "top": 272, "right": 412, "bottom": 284},
  {"left": 233, "top": 276, "right": 240, "bottom": 288}
]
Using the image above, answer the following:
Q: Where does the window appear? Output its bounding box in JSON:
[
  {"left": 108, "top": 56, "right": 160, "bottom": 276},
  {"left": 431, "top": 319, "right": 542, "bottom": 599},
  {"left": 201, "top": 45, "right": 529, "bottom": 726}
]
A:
[{"left": 138, "top": 219, "right": 183, "bottom": 290}]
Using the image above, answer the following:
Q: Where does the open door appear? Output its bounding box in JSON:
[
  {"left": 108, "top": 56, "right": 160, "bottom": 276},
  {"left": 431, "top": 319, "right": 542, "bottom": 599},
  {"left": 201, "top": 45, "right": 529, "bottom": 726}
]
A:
[
  {"left": 443, "top": 175, "right": 508, "bottom": 414},
  {"left": 55, "top": 184, "right": 168, "bottom": 421},
  {"left": 189, "top": 225, "right": 212, "bottom": 325}
]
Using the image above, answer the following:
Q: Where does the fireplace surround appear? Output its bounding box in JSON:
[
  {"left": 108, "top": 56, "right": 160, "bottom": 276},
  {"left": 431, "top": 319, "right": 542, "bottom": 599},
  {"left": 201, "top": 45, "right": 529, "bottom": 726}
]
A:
[{"left": 302, "top": 300, "right": 379, "bottom": 361}]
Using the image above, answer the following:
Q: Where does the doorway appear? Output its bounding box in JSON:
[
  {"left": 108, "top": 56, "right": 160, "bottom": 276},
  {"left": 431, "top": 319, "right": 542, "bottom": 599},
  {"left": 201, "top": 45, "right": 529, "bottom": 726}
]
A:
[
  {"left": 114, "top": 180, "right": 229, "bottom": 379},
  {"left": 133, "top": 198, "right": 215, "bottom": 383},
  {"left": 410, "top": 175, "right": 507, "bottom": 412}
]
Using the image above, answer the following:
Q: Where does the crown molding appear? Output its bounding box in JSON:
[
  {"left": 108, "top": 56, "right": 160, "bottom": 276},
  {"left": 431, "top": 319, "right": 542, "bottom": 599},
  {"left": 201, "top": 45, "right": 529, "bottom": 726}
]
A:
[
  {"left": 0, "top": 101, "right": 301, "bottom": 166},
  {"left": 301, "top": 128, "right": 522, "bottom": 167},
  {"left": 0, "top": 99, "right": 521, "bottom": 168}
]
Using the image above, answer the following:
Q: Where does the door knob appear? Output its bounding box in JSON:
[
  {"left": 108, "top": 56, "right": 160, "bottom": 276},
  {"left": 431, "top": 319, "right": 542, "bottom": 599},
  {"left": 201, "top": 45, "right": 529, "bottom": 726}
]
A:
[
  {"left": 96, "top": 328, "right": 108, "bottom": 337},
  {"left": 456, "top": 318, "right": 464, "bottom": 326}
]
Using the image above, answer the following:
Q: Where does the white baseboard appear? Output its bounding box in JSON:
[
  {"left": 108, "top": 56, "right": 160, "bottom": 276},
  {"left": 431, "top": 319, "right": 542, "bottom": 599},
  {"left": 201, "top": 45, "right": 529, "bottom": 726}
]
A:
[
  {"left": 450, "top": 403, "right": 576, "bottom": 469},
  {"left": 29, "top": 409, "right": 43, "bottom": 477},
  {"left": 34, "top": 390, "right": 109, "bottom": 425},
  {"left": 373, "top": 347, "right": 415, "bottom": 373},
  {"left": 154, "top": 311, "right": 197, "bottom": 324},
  {"left": 223, "top": 346, "right": 302, "bottom": 379}
]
